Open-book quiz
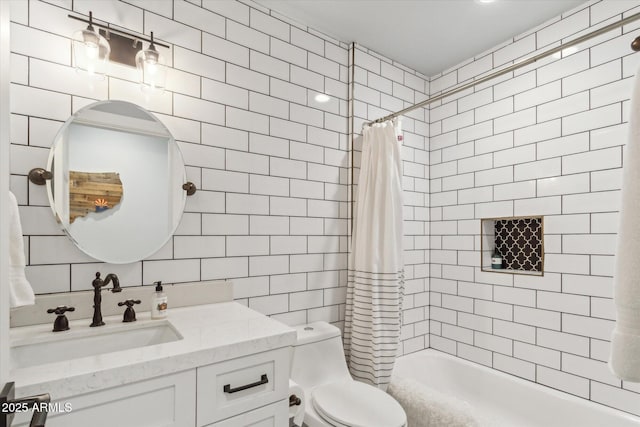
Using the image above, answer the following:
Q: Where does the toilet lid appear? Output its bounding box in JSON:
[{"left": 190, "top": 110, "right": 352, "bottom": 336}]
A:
[{"left": 312, "top": 380, "right": 406, "bottom": 427}]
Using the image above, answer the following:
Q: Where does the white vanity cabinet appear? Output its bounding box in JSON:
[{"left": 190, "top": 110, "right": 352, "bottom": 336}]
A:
[
  {"left": 10, "top": 303, "right": 296, "bottom": 427},
  {"left": 13, "top": 347, "right": 291, "bottom": 427},
  {"left": 13, "top": 370, "right": 196, "bottom": 427}
]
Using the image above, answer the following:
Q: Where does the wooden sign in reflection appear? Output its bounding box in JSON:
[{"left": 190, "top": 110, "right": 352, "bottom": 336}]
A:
[{"left": 69, "top": 171, "right": 123, "bottom": 223}]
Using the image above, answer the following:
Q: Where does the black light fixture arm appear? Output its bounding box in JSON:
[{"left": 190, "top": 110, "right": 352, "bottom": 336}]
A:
[
  {"left": 86, "top": 11, "right": 95, "bottom": 32},
  {"left": 149, "top": 31, "right": 157, "bottom": 51},
  {"left": 68, "top": 13, "right": 170, "bottom": 49}
]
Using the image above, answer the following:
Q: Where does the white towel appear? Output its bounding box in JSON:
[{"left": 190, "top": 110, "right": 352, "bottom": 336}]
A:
[
  {"left": 8, "top": 191, "right": 35, "bottom": 308},
  {"left": 610, "top": 67, "right": 640, "bottom": 381}
]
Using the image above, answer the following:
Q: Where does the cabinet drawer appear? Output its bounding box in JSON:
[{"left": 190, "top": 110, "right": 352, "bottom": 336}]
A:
[
  {"left": 206, "top": 400, "right": 288, "bottom": 427},
  {"left": 197, "top": 347, "right": 289, "bottom": 426},
  {"left": 14, "top": 370, "right": 196, "bottom": 427}
]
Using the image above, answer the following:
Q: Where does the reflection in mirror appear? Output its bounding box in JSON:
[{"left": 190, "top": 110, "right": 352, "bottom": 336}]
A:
[{"left": 47, "top": 100, "right": 186, "bottom": 264}]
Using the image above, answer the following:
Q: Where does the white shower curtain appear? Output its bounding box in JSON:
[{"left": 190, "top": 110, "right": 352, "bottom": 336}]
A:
[{"left": 344, "top": 120, "right": 404, "bottom": 391}]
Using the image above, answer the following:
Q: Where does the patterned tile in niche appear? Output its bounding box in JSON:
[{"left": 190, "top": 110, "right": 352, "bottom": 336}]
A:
[{"left": 495, "top": 217, "right": 543, "bottom": 272}]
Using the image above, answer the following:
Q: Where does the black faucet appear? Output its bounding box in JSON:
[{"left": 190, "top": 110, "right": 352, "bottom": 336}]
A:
[{"left": 90, "top": 272, "right": 122, "bottom": 327}]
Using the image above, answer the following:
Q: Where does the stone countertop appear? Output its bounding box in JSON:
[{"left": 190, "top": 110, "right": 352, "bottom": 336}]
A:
[{"left": 10, "top": 302, "right": 296, "bottom": 400}]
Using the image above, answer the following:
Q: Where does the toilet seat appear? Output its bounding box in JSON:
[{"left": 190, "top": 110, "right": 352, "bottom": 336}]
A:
[{"left": 311, "top": 380, "right": 406, "bottom": 427}]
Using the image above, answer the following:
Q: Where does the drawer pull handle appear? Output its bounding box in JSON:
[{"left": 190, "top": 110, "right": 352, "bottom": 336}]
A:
[{"left": 223, "top": 374, "right": 269, "bottom": 394}]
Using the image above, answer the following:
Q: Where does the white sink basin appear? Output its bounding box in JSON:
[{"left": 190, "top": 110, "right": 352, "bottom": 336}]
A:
[{"left": 10, "top": 321, "right": 182, "bottom": 369}]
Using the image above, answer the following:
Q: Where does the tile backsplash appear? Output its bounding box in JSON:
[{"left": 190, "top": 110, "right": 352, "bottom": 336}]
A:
[{"left": 493, "top": 216, "right": 544, "bottom": 272}]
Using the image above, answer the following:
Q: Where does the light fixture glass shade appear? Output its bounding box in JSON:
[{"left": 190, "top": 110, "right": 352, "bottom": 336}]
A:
[
  {"left": 71, "top": 26, "right": 110, "bottom": 78},
  {"left": 136, "top": 44, "right": 166, "bottom": 92}
]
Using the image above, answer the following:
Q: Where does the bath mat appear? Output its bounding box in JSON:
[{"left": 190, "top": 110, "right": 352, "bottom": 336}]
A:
[{"left": 388, "top": 376, "right": 481, "bottom": 427}]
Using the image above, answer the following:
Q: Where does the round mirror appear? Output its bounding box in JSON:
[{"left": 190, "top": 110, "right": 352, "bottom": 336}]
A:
[{"left": 46, "top": 100, "right": 187, "bottom": 264}]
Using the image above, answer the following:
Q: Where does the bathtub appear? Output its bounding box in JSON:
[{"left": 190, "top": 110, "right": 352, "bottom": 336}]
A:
[{"left": 392, "top": 349, "right": 640, "bottom": 427}]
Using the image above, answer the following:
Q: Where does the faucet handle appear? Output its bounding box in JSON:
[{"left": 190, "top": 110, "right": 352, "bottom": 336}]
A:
[
  {"left": 118, "top": 300, "right": 141, "bottom": 323},
  {"left": 46, "top": 306, "right": 75, "bottom": 332},
  {"left": 46, "top": 305, "right": 75, "bottom": 315},
  {"left": 118, "top": 299, "right": 141, "bottom": 308}
]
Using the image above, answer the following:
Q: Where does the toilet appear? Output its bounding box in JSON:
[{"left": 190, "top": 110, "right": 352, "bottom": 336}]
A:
[{"left": 290, "top": 321, "right": 407, "bottom": 427}]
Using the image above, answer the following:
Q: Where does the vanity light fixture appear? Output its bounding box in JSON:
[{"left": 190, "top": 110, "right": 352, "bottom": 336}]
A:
[
  {"left": 71, "top": 11, "right": 110, "bottom": 78},
  {"left": 136, "top": 32, "right": 167, "bottom": 92},
  {"left": 68, "top": 12, "right": 169, "bottom": 91}
]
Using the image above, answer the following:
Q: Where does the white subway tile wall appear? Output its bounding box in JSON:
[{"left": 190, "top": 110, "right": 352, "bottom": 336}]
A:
[
  {"left": 10, "top": 0, "right": 357, "bottom": 329},
  {"left": 10, "top": 0, "right": 430, "bottom": 354},
  {"left": 428, "top": 0, "right": 640, "bottom": 416}
]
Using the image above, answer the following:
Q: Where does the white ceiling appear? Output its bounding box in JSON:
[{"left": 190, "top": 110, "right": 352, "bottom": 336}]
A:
[{"left": 254, "top": 0, "right": 586, "bottom": 77}]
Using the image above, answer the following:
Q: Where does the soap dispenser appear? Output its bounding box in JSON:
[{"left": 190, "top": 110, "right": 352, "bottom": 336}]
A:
[{"left": 151, "top": 281, "right": 168, "bottom": 319}]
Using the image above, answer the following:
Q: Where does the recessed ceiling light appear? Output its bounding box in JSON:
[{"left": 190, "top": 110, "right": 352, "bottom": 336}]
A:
[
  {"left": 476, "top": 0, "right": 496, "bottom": 3},
  {"left": 314, "top": 93, "right": 331, "bottom": 103}
]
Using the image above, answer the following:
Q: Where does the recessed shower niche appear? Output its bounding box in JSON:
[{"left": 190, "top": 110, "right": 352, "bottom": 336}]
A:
[{"left": 481, "top": 216, "right": 544, "bottom": 276}]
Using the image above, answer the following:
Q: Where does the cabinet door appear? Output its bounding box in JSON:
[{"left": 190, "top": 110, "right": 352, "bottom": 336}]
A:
[
  {"left": 197, "top": 347, "right": 289, "bottom": 426},
  {"left": 206, "top": 400, "right": 288, "bottom": 427},
  {"left": 13, "top": 370, "right": 196, "bottom": 427}
]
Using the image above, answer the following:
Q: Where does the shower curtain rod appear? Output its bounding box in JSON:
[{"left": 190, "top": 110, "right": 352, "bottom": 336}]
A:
[{"left": 366, "top": 11, "right": 640, "bottom": 126}]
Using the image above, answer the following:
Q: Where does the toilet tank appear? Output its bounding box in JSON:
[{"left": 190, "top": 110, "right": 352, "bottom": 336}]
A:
[{"left": 290, "top": 322, "right": 352, "bottom": 389}]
